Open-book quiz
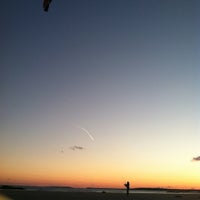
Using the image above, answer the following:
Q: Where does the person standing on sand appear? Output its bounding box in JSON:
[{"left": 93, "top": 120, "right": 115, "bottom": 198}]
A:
[{"left": 124, "top": 181, "right": 130, "bottom": 196}]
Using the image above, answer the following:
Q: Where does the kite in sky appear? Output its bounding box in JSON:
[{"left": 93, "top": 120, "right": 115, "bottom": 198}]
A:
[{"left": 43, "top": 0, "right": 52, "bottom": 12}]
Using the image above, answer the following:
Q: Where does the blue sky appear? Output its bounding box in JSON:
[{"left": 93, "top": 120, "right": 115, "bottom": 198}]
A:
[{"left": 1, "top": 0, "right": 200, "bottom": 188}]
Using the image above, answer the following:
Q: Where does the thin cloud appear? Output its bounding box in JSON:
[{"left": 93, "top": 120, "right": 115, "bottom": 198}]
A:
[
  {"left": 70, "top": 146, "right": 85, "bottom": 151},
  {"left": 81, "top": 127, "right": 94, "bottom": 141},
  {"left": 192, "top": 156, "right": 200, "bottom": 162}
]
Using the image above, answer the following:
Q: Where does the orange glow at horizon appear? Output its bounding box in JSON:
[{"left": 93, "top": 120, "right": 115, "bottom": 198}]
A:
[{"left": 1, "top": 165, "right": 200, "bottom": 189}]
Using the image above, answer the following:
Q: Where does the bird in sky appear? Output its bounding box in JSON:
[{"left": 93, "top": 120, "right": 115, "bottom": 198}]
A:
[{"left": 43, "top": 0, "right": 52, "bottom": 12}]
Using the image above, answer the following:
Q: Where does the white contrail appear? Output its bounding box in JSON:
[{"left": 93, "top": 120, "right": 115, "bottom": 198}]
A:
[{"left": 81, "top": 127, "right": 94, "bottom": 141}]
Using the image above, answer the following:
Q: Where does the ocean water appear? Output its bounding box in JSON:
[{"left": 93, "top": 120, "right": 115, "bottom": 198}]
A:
[
  {"left": 23, "top": 187, "right": 169, "bottom": 194},
  {"left": 6, "top": 186, "right": 199, "bottom": 194}
]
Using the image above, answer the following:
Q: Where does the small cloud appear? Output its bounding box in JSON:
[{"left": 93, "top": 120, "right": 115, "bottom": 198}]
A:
[
  {"left": 192, "top": 156, "right": 200, "bottom": 162},
  {"left": 70, "top": 146, "right": 85, "bottom": 151}
]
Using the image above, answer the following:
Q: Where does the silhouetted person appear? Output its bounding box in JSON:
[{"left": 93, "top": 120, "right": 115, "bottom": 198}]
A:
[
  {"left": 43, "top": 0, "right": 52, "bottom": 12},
  {"left": 124, "top": 181, "right": 130, "bottom": 196}
]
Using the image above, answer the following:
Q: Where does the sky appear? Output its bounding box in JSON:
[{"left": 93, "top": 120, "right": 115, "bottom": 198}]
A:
[{"left": 1, "top": 0, "right": 200, "bottom": 189}]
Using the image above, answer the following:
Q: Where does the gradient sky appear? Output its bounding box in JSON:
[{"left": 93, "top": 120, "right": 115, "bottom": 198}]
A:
[{"left": 1, "top": 0, "right": 200, "bottom": 189}]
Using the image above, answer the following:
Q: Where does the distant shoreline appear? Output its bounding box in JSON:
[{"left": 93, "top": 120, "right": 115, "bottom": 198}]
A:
[{"left": 1, "top": 185, "right": 200, "bottom": 193}]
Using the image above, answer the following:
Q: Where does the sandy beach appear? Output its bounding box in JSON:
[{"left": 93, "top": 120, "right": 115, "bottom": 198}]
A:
[{"left": 1, "top": 190, "right": 200, "bottom": 200}]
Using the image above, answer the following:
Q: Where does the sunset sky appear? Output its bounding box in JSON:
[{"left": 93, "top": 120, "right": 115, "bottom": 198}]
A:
[{"left": 1, "top": 0, "right": 200, "bottom": 189}]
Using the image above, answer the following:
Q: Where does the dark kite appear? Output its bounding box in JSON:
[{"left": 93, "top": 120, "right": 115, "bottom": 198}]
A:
[{"left": 43, "top": 0, "right": 52, "bottom": 12}]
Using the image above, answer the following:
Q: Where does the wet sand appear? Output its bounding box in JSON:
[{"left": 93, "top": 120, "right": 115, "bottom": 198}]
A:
[{"left": 1, "top": 190, "right": 200, "bottom": 200}]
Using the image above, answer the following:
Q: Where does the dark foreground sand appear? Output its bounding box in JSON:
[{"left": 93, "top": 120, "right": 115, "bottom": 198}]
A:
[{"left": 1, "top": 190, "right": 200, "bottom": 200}]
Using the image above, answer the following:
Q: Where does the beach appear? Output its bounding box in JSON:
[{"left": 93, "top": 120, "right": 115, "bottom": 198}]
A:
[{"left": 1, "top": 190, "right": 200, "bottom": 200}]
